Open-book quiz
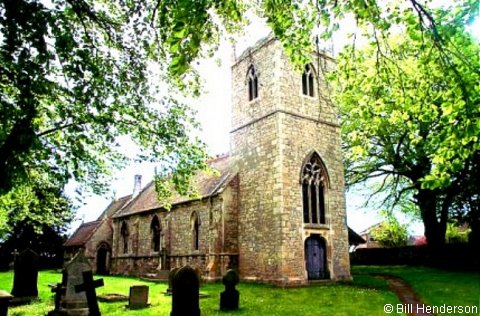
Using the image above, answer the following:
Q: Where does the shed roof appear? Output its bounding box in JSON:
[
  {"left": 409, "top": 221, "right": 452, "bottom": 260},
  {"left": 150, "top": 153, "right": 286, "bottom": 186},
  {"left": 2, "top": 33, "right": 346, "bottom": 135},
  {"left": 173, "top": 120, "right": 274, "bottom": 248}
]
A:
[
  {"left": 114, "top": 154, "right": 233, "bottom": 218},
  {"left": 64, "top": 221, "right": 102, "bottom": 247},
  {"left": 348, "top": 227, "right": 367, "bottom": 246}
]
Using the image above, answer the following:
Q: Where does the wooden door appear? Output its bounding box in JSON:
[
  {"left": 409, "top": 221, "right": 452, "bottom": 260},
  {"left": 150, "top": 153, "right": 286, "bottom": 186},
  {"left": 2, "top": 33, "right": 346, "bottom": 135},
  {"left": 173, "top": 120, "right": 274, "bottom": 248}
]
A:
[{"left": 305, "top": 236, "right": 326, "bottom": 280}]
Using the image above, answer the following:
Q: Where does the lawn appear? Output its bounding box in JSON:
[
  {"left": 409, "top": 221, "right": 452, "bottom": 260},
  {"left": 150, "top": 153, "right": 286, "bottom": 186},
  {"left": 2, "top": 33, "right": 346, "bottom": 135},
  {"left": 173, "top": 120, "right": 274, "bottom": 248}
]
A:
[
  {"left": 352, "top": 266, "right": 480, "bottom": 316},
  {"left": 2, "top": 266, "right": 477, "bottom": 316}
]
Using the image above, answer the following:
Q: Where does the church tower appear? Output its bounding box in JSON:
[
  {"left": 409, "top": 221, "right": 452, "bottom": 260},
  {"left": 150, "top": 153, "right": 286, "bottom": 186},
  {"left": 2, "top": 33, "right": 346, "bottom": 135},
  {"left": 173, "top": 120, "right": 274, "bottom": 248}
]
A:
[{"left": 230, "top": 37, "right": 351, "bottom": 285}]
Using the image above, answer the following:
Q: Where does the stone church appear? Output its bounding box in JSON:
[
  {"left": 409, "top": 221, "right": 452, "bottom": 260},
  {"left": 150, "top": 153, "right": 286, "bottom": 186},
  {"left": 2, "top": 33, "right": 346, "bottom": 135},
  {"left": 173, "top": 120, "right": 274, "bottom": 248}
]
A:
[{"left": 65, "top": 37, "right": 356, "bottom": 285}]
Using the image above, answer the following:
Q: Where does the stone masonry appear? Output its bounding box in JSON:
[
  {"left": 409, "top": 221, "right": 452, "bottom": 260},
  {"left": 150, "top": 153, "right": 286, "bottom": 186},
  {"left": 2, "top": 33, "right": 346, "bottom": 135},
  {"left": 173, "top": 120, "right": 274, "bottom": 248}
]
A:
[{"left": 230, "top": 37, "right": 351, "bottom": 284}]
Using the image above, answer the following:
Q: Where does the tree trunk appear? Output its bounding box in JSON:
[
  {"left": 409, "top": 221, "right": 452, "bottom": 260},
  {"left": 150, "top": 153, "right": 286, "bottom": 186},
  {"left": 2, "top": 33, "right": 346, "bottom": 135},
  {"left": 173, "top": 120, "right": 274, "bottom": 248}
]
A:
[{"left": 416, "top": 188, "right": 446, "bottom": 248}]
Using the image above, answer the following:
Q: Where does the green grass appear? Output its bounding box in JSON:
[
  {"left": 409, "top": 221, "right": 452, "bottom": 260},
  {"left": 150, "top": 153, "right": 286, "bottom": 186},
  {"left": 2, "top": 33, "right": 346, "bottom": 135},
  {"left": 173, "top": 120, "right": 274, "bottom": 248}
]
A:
[
  {"left": 352, "top": 266, "right": 480, "bottom": 316},
  {"left": 0, "top": 269, "right": 404, "bottom": 316},
  {"left": 7, "top": 266, "right": 476, "bottom": 316}
]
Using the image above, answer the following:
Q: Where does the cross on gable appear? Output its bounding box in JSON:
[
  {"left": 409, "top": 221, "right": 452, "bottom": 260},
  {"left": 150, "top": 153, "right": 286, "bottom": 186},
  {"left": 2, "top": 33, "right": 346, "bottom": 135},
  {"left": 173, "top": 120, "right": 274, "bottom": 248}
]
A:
[{"left": 75, "top": 271, "right": 104, "bottom": 316}]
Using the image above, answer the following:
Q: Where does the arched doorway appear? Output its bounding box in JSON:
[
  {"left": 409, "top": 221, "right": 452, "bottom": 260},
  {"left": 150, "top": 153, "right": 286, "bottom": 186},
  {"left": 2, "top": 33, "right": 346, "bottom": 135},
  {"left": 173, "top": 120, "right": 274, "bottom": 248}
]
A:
[
  {"left": 96, "top": 243, "right": 110, "bottom": 275},
  {"left": 305, "top": 235, "right": 328, "bottom": 280}
]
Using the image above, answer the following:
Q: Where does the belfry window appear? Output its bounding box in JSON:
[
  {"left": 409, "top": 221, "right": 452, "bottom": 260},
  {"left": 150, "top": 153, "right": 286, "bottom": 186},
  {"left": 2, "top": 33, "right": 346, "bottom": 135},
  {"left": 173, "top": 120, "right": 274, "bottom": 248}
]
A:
[
  {"left": 247, "top": 65, "right": 258, "bottom": 101},
  {"left": 301, "top": 153, "right": 327, "bottom": 225},
  {"left": 151, "top": 215, "right": 161, "bottom": 252},
  {"left": 191, "top": 212, "right": 200, "bottom": 251},
  {"left": 302, "top": 64, "right": 315, "bottom": 97},
  {"left": 120, "top": 221, "right": 129, "bottom": 254}
]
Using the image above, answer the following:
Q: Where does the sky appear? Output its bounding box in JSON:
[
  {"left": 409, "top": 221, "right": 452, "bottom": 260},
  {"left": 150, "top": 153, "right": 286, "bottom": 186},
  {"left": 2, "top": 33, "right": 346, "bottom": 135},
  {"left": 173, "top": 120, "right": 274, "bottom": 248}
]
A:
[{"left": 67, "top": 6, "right": 480, "bottom": 236}]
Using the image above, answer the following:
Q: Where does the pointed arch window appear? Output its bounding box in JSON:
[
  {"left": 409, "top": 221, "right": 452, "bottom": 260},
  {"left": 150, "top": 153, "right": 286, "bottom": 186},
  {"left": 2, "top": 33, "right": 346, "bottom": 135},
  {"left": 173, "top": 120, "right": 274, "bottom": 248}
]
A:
[
  {"left": 191, "top": 212, "right": 200, "bottom": 251},
  {"left": 247, "top": 65, "right": 258, "bottom": 101},
  {"left": 120, "top": 221, "right": 129, "bottom": 254},
  {"left": 151, "top": 215, "right": 161, "bottom": 252},
  {"left": 302, "top": 64, "right": 315, "bottom": 97},
  {"left": 301, "top": 153, "right": 328, "bottom": 225}
]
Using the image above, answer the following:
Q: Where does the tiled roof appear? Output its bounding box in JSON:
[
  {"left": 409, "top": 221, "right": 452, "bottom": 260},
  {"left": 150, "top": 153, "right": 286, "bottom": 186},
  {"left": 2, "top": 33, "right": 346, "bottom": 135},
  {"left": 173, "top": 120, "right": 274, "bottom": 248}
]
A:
[
  {"left": 64, "top": 221, "right": 102, "bottom": 247},
  {"left": 114, "top": 154, "right": 233, "bottom": 218},
  {"left": 348, "top": 226, "right": 366, "bottom": 245},
  {"left": 97, "top": 194, "right": 132, "bottom": 220}
]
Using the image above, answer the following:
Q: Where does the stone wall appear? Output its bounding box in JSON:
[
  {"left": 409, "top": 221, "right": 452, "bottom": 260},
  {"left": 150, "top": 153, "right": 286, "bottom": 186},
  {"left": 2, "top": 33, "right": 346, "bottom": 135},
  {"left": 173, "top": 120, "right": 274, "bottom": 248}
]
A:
[
  {"left": 84, "top": 219, "right": 114, "bottom": 273},
  {"left": 111, "top": 178, "right": 239, "bottom": 280},
  {"left": 231, "top": 38, "right": 351, "bottom": 284}
]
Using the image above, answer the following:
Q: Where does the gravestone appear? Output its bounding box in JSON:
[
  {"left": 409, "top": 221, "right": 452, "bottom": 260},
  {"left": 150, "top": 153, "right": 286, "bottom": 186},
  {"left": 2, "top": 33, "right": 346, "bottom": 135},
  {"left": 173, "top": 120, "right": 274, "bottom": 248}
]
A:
[
  {"left": 127, "top": 285, "right": 149, "bottom": 309},
  {"left": 220, "top": 269, "right": 239, "bottom": 311},
  {"left": 0, "top": 290, "right": 13, "bottom": 316},
  {"left": 47, "top": 270, "right": 68, "bottom": 316},
  {"left": 10, "top": 248, "right": 39, "bottom": 304},
  {"left": 74, "top": 271, "right": 104, "bottom": 316},
  {"left": 62, "top": 250, "right": 92, "bottom": 315},
  {"left": 170, "top": 266, "right": 200, "bottom": 316},
  {"left": 165, "top": 268, "right": 179, "bottom": 295}
]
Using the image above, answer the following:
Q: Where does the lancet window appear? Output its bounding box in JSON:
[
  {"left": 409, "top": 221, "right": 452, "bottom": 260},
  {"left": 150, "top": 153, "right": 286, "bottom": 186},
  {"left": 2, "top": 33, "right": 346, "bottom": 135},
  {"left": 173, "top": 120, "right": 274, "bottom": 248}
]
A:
[
  {"left": 151, "top": 215, "right": 161, "bottom": 252},
  {"left": 120, "top": 221, "right": 129, "bottom": 254},
  {"left": 301, "top": 153, "right": 328, "bottom": 225},
  {"left": 191, "top": 212, "right": 200, "bottom": 251},
  {"left": 247, "top": 65, "right": 258, "bottom": 101},
  {"left": 302, "top": 64, "right": 315, "bottom": 97}
]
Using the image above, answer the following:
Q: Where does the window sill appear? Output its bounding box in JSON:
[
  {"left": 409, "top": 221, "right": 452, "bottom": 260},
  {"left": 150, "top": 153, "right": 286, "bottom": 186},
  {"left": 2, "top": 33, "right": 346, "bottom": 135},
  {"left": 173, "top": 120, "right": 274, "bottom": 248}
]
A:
[
  {"left": 300, "top": 94, "right": 317, "bottom": 100},
  {"left": 303, "top": 223, "right": 329, "bottom": 230}
]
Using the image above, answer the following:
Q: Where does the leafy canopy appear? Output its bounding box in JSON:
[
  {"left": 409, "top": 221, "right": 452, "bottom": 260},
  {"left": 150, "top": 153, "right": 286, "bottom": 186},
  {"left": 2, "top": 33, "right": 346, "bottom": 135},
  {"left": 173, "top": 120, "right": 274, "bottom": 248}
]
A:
[{"left": 331, "top": 1, "right": 479, "bottom": 245}]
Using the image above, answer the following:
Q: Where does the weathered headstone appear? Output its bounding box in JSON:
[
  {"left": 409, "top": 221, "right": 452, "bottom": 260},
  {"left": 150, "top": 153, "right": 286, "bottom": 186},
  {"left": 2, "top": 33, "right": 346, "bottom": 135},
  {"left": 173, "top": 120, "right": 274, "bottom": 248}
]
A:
[
  {"left": 10, "top": 248, "right": 39, "bottom": 304},
  {"left": 74, "top": 271, "right": 104, "bottom": 316},
  {"left": 170, "top": 266, "right": 200, "bottom": 316},
  {"left": 0, "top": 290, "right": 13, "bottom": 316},
  {"left": 165, "top": 268, "right": 179, "bottom": 295},
  {"left": 127, "top": 285, "right": 149, "bottom": 309},
  {"left": 62, "top": 250, "right": 93, "bottom": 315},
  {"left": 220, "top": 269, "right": 239, "bottom": 311}
]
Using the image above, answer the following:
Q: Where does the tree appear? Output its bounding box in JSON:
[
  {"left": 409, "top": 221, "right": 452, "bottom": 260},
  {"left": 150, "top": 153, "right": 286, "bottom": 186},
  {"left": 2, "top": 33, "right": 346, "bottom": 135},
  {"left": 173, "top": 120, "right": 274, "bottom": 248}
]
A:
[
  {"left": 0, "top": 176, "right": 74, "bottom": 267},
  {"left": 332, "top": 5, "right": 479, "bottom": 247},
  {"left": 0, "top": 0, "right": 212, "bottom": 228},
  {"left": 370, "top": 212, "right": 408, "bottom": 248},
  {"left": 0, "top": 174, "right": 74, "bottom": 239},
  {"left": 2, "top": 0, "right": 476, "bottom": 232}
]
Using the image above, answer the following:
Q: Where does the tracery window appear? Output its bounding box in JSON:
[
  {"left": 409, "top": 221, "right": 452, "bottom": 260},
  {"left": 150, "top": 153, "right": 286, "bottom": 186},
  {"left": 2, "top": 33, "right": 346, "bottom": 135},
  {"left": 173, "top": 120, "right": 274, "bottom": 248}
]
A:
[
  {"left": 120, "top": 221, "right": 129, "bottom": 254},
  {"left": 302, "top": 64, "right": 315, "bottom": 97},
  {"left": 151, "top": 215, "right": 161, "bottom": 252},
  {"left": 191, "top": 212, "right": 200, "bottom": 251},
  {"left": 247, "top": 65, "right": 258, "bottom": 101},
  {"left": 301, "top": 153, "right": 328, "bottom": 225}
]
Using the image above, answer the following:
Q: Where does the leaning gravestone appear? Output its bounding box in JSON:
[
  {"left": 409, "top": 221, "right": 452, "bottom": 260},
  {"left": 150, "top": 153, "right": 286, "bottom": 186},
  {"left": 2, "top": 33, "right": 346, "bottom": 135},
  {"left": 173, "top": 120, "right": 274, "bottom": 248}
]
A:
[
  {"left": 170, "top": 266, "right": 200, "bottom": 316},
  {"left": 220, "top": 269, "right": 240, "bottom": 311},
  {"left": 61, "top": 251, "right": 92, "bottom": 315},
  {"left": 10, "top": 248, "right": 39, "bottom": 304},
  {"left": 127, "top": 285, "right": 149, "bottom": 309}
]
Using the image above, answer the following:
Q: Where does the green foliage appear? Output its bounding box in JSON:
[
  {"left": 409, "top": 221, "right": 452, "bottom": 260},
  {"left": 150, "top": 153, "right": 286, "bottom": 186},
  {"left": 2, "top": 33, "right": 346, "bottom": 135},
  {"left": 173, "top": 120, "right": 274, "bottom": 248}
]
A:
[
  {"left": 370, "top": 212, "right": 408, "bottom": 248},
  {"left": 331, "top": 0, "right": 479, "bottom": 246},
  {"left": 445, "top": 222, "right": 470, "bottom": 243},
  {"left": 0, "top": 0, "right": 210, "bottom": 220},
  {"left": 0, "top": 173, "right": 74, "bottom": 239}
]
